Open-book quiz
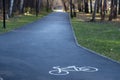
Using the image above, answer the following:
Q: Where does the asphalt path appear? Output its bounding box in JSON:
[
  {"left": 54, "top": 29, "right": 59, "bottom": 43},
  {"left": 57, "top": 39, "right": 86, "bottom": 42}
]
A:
[{"left": 0, "top": 12, "right": 120, "bottom": 80}]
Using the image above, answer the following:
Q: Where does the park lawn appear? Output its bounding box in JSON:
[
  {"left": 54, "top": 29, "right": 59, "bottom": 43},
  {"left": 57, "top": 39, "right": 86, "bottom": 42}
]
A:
[
  {"left": 0, "top": 12, "right": 49, "bottom": 34},
  {"left": 72, "top": 18, "right": 120, "bottom": 62}
]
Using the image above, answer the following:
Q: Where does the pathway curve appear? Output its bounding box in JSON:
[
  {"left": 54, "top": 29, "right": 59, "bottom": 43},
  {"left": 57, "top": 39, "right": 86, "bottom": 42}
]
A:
[{"left": 0, "top": 12, "right": 120, "bottom": 80}]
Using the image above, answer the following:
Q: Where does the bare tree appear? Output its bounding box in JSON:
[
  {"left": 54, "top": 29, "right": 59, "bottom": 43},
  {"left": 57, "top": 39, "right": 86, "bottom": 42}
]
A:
[
  {"left": 0, "top": 0, "right": 54, "bottom": 18},
  {"left": 108, "top": 0, "right": 118, "bottom": 21},
  {"left": 100, "top": 0, "right": 102, "bottom": 19},
  {"left": 46, "top": 0, "right": 49, "bottom": 12},
  {"left": 49, "top": 0, "right": 54, "bottom": 10},
  {"left": 113, "top": 0, "right": 117, "bottom": 18},
  {"left": 62, "top": 0, "right": 67, "bottom": 11},
  {"left": 9, "top": 0, "right": 14, "bottom": 17},
  {"left": 84, "top": 0, "right": 89, "bottom": 13},
  {"left": 77, "top": 0, "right": 82, "bottom": 12},
  {"left": 119, "top": 0, "right": 120, "bottom": 14},
  {"left": 20, "top": 0, "right": 24, "bottom": 14},
  {"left": 109, "top": 0, "right": 114, "bottom": 21},
  {"left": 90, "top": 0, "right": 93, "bottom": 13},
  {"left": 70, "top": 0, "right": 73, "bottom": 18},
  {"left": 91, "top": 0, "right": 99, "bottom": 21},
  {"left": 101, "top": 0, "right": 107, "bottom": 20}
]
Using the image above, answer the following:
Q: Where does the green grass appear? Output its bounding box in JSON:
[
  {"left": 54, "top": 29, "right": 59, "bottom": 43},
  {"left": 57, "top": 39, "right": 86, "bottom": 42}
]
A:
[
  {"left": 72, "top": 18, "right": 120, "bottom": 62},
  {"left": 0, "top": 12, "right": 49, "bottom": 34}
]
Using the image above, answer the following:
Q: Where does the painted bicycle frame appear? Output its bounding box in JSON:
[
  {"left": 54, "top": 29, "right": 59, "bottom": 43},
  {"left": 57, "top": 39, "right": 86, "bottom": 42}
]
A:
[{"left": 49, "top": 66, "right": 98, "bottom": 75}]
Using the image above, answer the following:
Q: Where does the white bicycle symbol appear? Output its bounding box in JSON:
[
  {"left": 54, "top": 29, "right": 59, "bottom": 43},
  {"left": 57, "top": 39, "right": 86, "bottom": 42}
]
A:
[{"left": 49, "top": 66, "right": 98, "bottom": 75}]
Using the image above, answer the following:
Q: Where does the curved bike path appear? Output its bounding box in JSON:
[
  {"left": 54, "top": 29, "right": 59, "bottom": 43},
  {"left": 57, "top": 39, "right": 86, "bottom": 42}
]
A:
[{"left": 0, "top": 12, "right": 120, "bottom": 80}]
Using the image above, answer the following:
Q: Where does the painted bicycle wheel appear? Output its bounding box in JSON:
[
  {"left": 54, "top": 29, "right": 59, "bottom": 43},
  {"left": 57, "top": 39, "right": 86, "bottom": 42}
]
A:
[
  {"left": 0, "top": 77, "right": 3, "bottom": 80},
  {"left": 79, "top": 66, "right": 98, "bottom": 72},
  {"left": 49, "top": 70, "right": 69, "bottom": 75}
]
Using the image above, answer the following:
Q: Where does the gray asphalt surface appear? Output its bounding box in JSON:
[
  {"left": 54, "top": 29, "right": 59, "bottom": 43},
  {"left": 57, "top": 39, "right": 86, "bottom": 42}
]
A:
[{"left": 0, "top": 12, "right": 120, "bottom": 80}]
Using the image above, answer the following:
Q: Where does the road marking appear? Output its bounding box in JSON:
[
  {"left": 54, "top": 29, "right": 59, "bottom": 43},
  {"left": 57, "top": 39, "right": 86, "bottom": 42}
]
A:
[
  {"left": 0, "top": 77, "right": 3, "bottom": 80},
  {"left": 49, "top": 66, "right": 98, "bottom": 75}
]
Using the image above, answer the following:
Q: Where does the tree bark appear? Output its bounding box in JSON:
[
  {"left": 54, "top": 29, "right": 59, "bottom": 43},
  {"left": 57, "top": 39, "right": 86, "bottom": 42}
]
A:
[
  {"left": 90, "top": 0, "right": 92, "bottom": 13},
  {"left": 9, "top": 0, "right": 14, "bottom": 17},
  {"left": 20, "top": 0, "right": 24, "bottom": 14},
  {"left": 3, "top": 0, "right": 6, "bottom": 29},
  {"left": 109, "top": 0, "right": 114, "bottom": 21},
  {"left": 73, "top": 4, "right": 76, "bottom": 17},
  {"left": 101, "top": 0, "right": 107, "bottom": 20},
  {"left": 0, "top": 0, "right": 2, "bottom": 10},
  {"left": 113, "top": 0, "right": 117, "bottom": 18},
  {"left": 84, "top": 0, "right": 89, "bottom": 13},
  {"left": 62, "top": 0, "right": 67, "bottom": 11},
  {"left": 91, "top": 0, "right": 98, "bottom": 21},
  {"left": 119, "top": 0, "right": 120, "bottom": 14},
  {"left": 81, "top": 0, "right": 84, "bottom": 12},
  {"left": 100, "top": 0, "right": 102, "bottom": 19},
  {"left": 46, "top": 0, "right": 49, "bottom": 12},
  {"left": 97, "top": 0, "right": 100, "bottom": 13},
  {"left": 36, "top": 0, "right": 39, "bottom": 17},
  {"left": 70, "top": 0, "right": 73, "bottom": 18}
]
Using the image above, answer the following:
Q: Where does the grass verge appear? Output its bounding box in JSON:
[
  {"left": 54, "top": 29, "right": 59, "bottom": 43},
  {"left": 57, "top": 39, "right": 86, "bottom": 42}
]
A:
[
  {"left": 72, "top": 18, "right": 120, "bottom": 62},
  {"left": 0, "top": 11, "right": 49, "bottom": 34}
]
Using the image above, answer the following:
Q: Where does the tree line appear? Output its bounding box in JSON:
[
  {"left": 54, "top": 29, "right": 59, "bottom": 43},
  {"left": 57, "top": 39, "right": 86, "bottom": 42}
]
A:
[
  {"left": 0, "top": 0, "right": 120, "bottom": 21},
  {"left": 62, "top": 0, "right": 120, "bottom": 21},
  {"left": 0, "top": 0, "right": 54, "bottom": 18}
]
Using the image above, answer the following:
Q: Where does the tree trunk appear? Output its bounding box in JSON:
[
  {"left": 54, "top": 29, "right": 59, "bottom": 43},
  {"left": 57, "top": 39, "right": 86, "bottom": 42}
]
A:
[
  {"left": 90, "top": 0, "right": 92, "bottom": 13},
  {"left": 20, "top": 0, "right": 24, "bottom": 14},
  {"left": 109, "top": 0, "right": 114, "bottom": 21},
  {"left": 0, "top": 0, "right": 2, "bottom": 10},
  {"left": 63, "top": 2, "right": 67, "bottom": 11},
  {"left": 38, "top": 0, "right": 41, "bottom": 11},
  {"left": 119, "top": 0, "right": 120, "bottom": 14},
  {"left": 3, "top": 0, "right": 6, "bottom": 29},
  {"left": 9, "top": 0, "right": 14, "bottom": 17},
  {"left": 113, "top": 0, "right": 117, "bottom": 18},
  {"left": 84, "top": 0, "right": 89, "bottom": 13},
  {"left": 81, "top": 0, "right": 84, "bottom": 12},
  {"left": 46, "top": 0, "right": 49, "bottom": 12},
  {"left": 50, "top": 0, "right": 55, "bottom": 10},
  {"left": 97, "top": 0, "right": 100, "bottom": 13},
  {"left": 73, "top": 4, "right": 76, "bottom": 17},
  {"left": 77, "top": 0, "right": 82, "bottom": 12},
  {"left": 91, "top": 0, "right": 98, "bottom": 21},
  {"left": 70, "top": 0, "right": 73, "bottom": 18},
  {"left": 62, "top": 0, "right": 67, "bottom": 11},
  {"left": 101, "top": 0, "right": 107, "bottom": 20},
  {"left": 100, "top": 0, "right": 102, "bottom": 19},
  {"left": 36, "top": 0, "right": 39, "bottom": 16}
]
